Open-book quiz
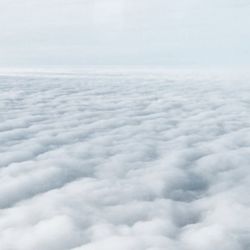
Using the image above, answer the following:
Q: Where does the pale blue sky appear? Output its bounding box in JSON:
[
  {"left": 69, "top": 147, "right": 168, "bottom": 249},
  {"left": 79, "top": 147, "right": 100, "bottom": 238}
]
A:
[{"left": 0, "top": 0, "right": 249, "bottom": 67}]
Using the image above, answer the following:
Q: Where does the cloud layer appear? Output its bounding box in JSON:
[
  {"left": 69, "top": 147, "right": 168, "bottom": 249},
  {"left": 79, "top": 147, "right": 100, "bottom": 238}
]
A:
[{"left": 0, "top": 69, "right": 250, "bottom": 249}]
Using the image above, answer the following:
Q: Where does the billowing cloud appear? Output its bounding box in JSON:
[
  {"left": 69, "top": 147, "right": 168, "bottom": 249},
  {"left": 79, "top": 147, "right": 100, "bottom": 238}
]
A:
[{"left": 0, "top": 68, "right": 250, "bottom": 249}]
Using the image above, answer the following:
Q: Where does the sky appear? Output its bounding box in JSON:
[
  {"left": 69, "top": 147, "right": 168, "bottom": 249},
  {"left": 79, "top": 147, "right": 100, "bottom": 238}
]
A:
[{"left": 0, "top": 0, "right": 249, "bottom": 67}]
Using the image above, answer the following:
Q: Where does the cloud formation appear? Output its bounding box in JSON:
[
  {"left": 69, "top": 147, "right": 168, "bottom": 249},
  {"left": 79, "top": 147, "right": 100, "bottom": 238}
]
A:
[{"left": 0, "top": 69, "right": 250, "bottom": 249}]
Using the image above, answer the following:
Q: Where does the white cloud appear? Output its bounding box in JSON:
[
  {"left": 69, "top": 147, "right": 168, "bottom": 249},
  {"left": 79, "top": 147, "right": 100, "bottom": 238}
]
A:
[{"left": 0, "top": 68, "right": 250, "bottom": 249}]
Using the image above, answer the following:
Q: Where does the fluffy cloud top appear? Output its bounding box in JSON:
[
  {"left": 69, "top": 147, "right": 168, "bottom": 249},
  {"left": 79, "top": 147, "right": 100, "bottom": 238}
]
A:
[{"left": 0, "top": 69, "right": 250, "bottom": 249}]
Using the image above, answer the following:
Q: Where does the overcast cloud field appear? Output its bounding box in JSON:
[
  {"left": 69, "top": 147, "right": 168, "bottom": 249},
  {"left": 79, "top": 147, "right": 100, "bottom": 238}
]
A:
[{"left": 1, "top": 69, "right": 250, "bottom": 250}]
